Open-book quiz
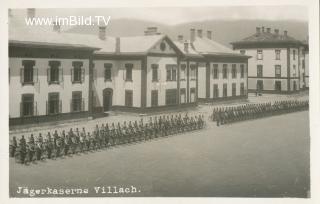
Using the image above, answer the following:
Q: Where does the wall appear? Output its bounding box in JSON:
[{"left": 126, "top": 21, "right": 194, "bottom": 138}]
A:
[
  {"left": 146, "top": 56, "right": 178, "bottom": 107},
  {"left": 9, "top": 57, "right": 90, "bottom": 118},
  {"left": 92, "top": 59, "right": 142, "bottom": 108}
]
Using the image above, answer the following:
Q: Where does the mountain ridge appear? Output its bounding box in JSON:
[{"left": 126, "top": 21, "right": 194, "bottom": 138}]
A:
[{"left": 66, "top": 18, "right": 308, "bottom": 47}]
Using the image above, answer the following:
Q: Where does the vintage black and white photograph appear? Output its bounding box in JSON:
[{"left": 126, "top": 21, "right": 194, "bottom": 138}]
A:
[{"left": 5, "top": 2, "right": 316, "bottom": 199}]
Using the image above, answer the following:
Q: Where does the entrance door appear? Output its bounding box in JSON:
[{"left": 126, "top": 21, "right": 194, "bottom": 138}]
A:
[
  {"left": 257, "top": 80, "right": 263, "bottom": 92},
  {"left": 293, "top": 81, "right": 297, "bottom": 91},
  {"left": 275, "top": 81, "right": 281, "bottom": 92},
  {"left": 103, "top": 88, "right": 113, "bottom": 112}
]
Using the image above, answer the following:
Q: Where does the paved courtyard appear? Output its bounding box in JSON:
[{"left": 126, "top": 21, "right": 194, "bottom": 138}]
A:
[{"left": 10, "top": 110, "right": 309, "bottom": 197}]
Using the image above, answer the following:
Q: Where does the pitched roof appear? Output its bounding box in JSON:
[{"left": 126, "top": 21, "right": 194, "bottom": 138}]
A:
[
  {"left": 9, "top": 16, "right": 100, "bottom": 50},
  {"left": 192, "top": 37, "right": 249, "bottom": 58},
  {"left": 9, "top": 14, "right": 177, "bottom": 55},
  {"left": 173, "top": 40, "right": 203, "bottom": 59},
  {"left": 231, "top": 30, "right": 303, "bottom": 46}
]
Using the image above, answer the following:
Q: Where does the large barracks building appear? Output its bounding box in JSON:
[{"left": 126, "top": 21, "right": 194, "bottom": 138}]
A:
[
  {"left": 231, "top": 26, "right": 309, "bottom": 94},
  {"left": 9, "top": 9, "right": 253, "bottom": 125}
]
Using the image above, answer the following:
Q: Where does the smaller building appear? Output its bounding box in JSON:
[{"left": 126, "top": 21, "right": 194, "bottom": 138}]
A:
[{"left": 231, "top": 26, "right": 308, "bottom": 94}]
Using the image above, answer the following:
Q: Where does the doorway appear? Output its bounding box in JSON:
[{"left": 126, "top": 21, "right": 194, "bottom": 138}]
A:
[{"left": 103, "top": 88, "right": 113, "bottom": 112}]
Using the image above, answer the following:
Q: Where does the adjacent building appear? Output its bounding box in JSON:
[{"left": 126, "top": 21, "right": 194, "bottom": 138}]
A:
[{"left": 231, "top": 27, "right": 308, "bottom": 93}]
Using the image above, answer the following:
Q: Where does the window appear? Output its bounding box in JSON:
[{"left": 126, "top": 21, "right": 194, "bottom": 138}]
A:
[
  {"left": 190, "top": 65, "right": 196, "bottom": 80},
  {"left": 223, "top": 84, "right": 227, "bottom": 97},
  {"left": 21, "top": 94, "right": 35, "bottom": 117},
  {"left": 125, "top": 63, "right": 133, "bottom": 81},
  {"left": 240, "top": 50, "right": 246, "bottom": 55},
  {"left": 257, "top": 65, "right": 263, "bottom": 77},
  {"left": 47, "top": 93, "right": 60, "bottom": 115},
  {"left": 223, "top": 64, "right": 228, "bottom": 79},
  {"left": 190, "top": 88, "right": 196, "bottom": 103},
  {"left": 71, "top": 91, "right": 83, "bottom": 112},
  {"left": 240, "top": 83, "right": 245, "bottom": 95},
  {"left": 232, "top": 64, "right": 237, "bottom": 78},
  {"left": 47, "top": 61, "right": 62, "bottom": 84},
  {"left": 125, "top": 90, "right": 133, "bottom": 107},
  {"left": 71, "top": 61, "right": 84, "bottom": 83},
  {"left": 21, "top": 60, "right": 37, "bottom": 85},
  {"left": 293, "top": 65, "right": 297, "bottom": 77},
  {"left": 293, "top": 50, "right": 296, "bottom": 60},
  {"left": 213, "top": 64, "right": 218, "bottom": 79},
  {"left": 240, "top": 64, "right": 245, "bottom": 78},
  {"left": 180, "top": 64, "right": 186, "bottom": 80},
  {"left": 165, "top": 89, "right": 177, "bottom": 105},
  {"left": 257, "top": 50, "right": 263, "bottom": 60},
  {"left": 151, "top": 90, "right": 158, "bottom": 106},
  {"left": 152, "top": 64, "right": 158, "bottom": 81},
  {"left": 180, "top": 88, "right": 186, "bottom": 103},
  {"left": 275, "top": 65, "right": 281, "bottom": 78},
  {"left": 275, "top": 50, "right": 281, "bottom": 60},
  {"left": 232, "top": 83, "right": 236, "bottom": 96},
  {"left": 275, "top": 81, "right": 281, "bottom": 91},
  {"left": 166, "top": 65, "right": 177, "bottom": 81},
  {"left": 104, "top": 63, "right": 112, "bottom": 81},
  {"left": 213, "top": 84, "right": 219, "bottom": 98}
]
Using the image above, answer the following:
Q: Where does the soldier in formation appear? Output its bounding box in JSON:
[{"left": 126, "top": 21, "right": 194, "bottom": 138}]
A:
[
  {"left": 11, "top": 113, "right": 205, "bottom": 164},
  {"left": 210, "top": 100, "right": 309, "bottom": 126}
]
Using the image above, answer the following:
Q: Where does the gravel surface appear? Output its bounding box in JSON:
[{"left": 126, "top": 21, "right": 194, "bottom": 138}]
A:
[{"left": 10, "top": 111, "right": 309, "bottom": 197}]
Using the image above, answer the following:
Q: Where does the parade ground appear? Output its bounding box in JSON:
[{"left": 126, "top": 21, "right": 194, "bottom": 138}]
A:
[{"left": 9, "top": 109, "right": 310, "bottom": 197}]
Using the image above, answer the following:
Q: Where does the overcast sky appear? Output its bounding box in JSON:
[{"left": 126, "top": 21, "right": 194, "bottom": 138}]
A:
[{"left": 12, "top": 6, "right": 308, "bottom": 25}]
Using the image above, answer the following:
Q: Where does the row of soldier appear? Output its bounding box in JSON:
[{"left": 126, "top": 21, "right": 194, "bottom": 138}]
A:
[
  {"left": 210, "top": 100, "right": 309, "bottom": 126},
  {"left": 10, "top": 113, "right": 205, "bottom": 164}
]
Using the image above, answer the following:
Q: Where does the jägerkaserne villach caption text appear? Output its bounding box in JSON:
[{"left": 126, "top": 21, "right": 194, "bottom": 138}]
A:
[{"left": 16, "top": 185, "right": 141, "bottom": 197}]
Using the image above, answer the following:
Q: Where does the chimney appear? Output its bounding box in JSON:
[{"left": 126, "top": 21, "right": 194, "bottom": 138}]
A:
[
  {"left": 261, "top": 26, "right": 265, "bottom": 33},
  {"left": 178, "top": 35, "right": 183, "bottom": 42},
  {"left": 284, "top": 30, "right": 288, "bottom": 37},
  {"left": 27, "top": 8, "right": 35, "bottom": 19},
  {"left": 184, "top": 40, "right": 189, "bottom": 53},
  {"left": 99, "top": 26, "right": 106, "bottom": 40},
  {"left": 207, "top": 30, "right": 212, "bottom": 40},
  {"left": 53, "top": 21, "right": 61, "bottom": 33},
  {"left": 8, "top": 9, "right": 12, "bottom": 17},
  {"left": 190, "top": 28, "right": 195, "bottom": 42},
  {"left": 274, "top": 29, "right": 279, "bottom": 35},
  {"left": 256, "top": 27, "right": 261, "bottom": 35},
  {"left": 197, "top": 29, "right": 203, "bottom": 38},
  {"left": 144, "top": 27, "right": 158, "bottom": 35},
  {"left": 266, "top": 28, "right": 271, "bottom": 33}
]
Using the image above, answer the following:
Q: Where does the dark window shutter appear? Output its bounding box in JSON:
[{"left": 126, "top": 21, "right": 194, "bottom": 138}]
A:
[
  {"left": 82, "top": 99, "right": 85, "bottom": 111},
  {"left": 81, "top": 69, "right": 85, "bottom": 83},
  {"left": 47, "top": 68, "right": 50, "bottom": 83},
  {"left": 20, "top": 102, "right": 23, "bottom": 117},
  {"left": 59, "top": 68, "right": 63, "bottom": 82},
  {"left": 34, "top": 102, "right": 37, "bottom": 116},
  {"left": 20, "top": 68, "right": 24, "bottom": 84},
  {"left": 59, "top": 100, "right": 62, "bottom": 113},
  {"left": 46, "top": 101, "right": 48, "bottom": 115},
  {"left": 71, "top": 69, "right": 74, "bottom": 83},
  {"left": 33, "top": 68, "right": 38, "bottom": 83}
]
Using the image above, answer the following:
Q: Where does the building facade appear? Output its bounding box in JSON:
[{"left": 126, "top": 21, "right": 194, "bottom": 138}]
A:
[
  {"left": 187, "top": 29, "right": 250, "bottom": 102},
  {"left": 9, "top": 9, "right": 250, "bottom": 125},
  {"left": 231, "top": 27, "right": 308, "bottom": 94}
]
